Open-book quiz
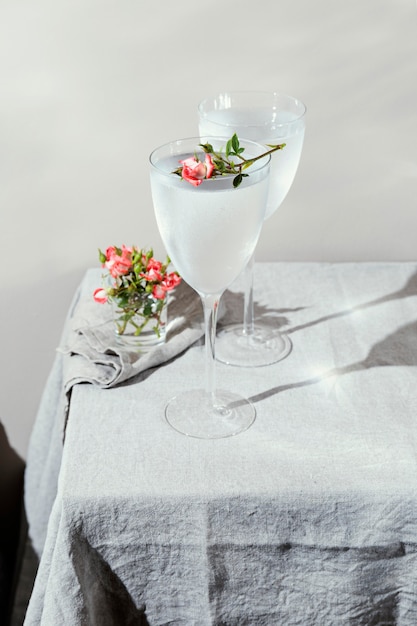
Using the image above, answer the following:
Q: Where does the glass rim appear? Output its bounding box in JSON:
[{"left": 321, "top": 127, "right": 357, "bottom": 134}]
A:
[
  {"left": 149, "top": 135, "right": 272, "bottom": 180},
  {"left": 198, "top": 90, "right": 307, "bottom": 128}
]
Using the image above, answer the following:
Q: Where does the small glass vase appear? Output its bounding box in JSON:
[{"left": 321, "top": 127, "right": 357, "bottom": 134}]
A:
[{"left": 111, "top": 294, "right": 167, "bottom": 352}]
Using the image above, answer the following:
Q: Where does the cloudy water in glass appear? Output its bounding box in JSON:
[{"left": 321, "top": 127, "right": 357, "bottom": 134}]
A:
[{"left": 149, "top": 152, "right": 270, "bottom": 295}]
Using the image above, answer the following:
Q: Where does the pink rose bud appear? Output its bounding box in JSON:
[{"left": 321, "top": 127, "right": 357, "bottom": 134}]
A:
[
  {"left": 93, "top": 288, "right": 108, "bottom": 304},
  {"left": 152, "top": 284, "right": 167, "bottom": 300},
  {"left": 180, "top": 155, "right": 214, "bottom": 187}
]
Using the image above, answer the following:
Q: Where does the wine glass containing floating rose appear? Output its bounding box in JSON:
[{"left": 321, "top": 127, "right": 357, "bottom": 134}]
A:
[
  {"left": 149, "top": 135, "right": 278, "bottom": 438},
  {"left": 198, "top": 91, "right": 306, "bottom": 367}
]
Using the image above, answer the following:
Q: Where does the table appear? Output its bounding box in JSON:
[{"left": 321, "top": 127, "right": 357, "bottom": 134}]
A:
[{"left": 24, "top": 263, "right": 417, "bottom": 625}]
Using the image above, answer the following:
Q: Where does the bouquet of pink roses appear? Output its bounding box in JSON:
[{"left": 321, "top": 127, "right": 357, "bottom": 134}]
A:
[{"left": 94, "top": 245, "right": 181, "bottom": 338}]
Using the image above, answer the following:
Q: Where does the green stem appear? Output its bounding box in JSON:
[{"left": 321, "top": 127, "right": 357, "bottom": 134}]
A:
[
  {"left": 213, "top": 142, "right": 285, "bottom": 177},
  {"left": 243, "top": 143, "right": 286, "bottom": 167}
]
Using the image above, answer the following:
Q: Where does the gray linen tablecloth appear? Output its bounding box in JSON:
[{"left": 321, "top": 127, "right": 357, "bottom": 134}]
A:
[
  {"left": 24, "top": 269, "right": 205, "bottom": 557},
  {"left": 24, "top": 263, "right": 417, "bottom": 625}
]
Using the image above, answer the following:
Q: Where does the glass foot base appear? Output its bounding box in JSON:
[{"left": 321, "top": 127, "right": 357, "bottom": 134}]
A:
[
  {"left": 165, "top": 389, "right": 255, "bottom": 439},
  {"left": 215, "top": 323, "right": 292, "bottom": 367}
]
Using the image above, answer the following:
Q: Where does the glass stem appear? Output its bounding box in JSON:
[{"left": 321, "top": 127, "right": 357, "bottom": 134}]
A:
[
  {"left": 243, "top": 251, "right": 256, "bottom": 336},
  {"left": 201, "top": 293, "right": 221, "bottom": 405}
]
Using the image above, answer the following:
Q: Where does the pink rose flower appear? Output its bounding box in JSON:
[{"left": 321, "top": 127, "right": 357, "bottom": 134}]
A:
[
  {"left": 105, "top": 245, "right": 133, "bottom": 278},
  {"left": 105, "top": 245, "right": 117, "bottom": 258},
  {"left": 93, "top": 288, "right": 108, "bottom": 304},
  {"left": 140, "top": 257, "right": 163, "bottom": 282},
  {"left": 146, "top": 258, "right": 162, "bottom": 272},
  {"left": 141, "top": 268, "right": 162, "bottom": 282},
  {"left": 161, "top": 272, "right": 181, "bottom": 291},
  {"left": 152, "top": 284, "right": 167, "bottom": 300},
  {"left": 180, "top": 154, "right": 215, "bottom": 187}
]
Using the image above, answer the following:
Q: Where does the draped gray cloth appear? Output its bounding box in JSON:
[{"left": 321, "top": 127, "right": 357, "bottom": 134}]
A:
[
  {"left": 24, "top": 263, "right": 417, "bottom": 625},
  {"left": 25, "top": 269, "right": 205, "bottom": 556}
]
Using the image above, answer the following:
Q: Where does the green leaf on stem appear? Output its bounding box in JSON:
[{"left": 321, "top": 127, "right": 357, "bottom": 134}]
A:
[
  {"left": 233, "top": 173, "right": 249, "bottom": 188},
  {"left": 231, "top": 133, "right": 240, "bottom": 153}
]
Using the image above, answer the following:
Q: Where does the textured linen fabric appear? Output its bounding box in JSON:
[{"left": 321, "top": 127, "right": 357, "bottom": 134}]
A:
[
  {"left": 24, "top": 269, "right": 205, "bottom": 556},
  {"left": 25, "top": 263, "right": 417, "bottom": 625}
]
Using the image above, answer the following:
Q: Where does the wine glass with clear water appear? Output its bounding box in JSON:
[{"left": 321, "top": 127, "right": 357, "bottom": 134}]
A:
[
  {"left": 198, "top": 92, "right": 306, "bottom": 367},
  {"left": 149, "top": 136, "right": 271, "bottom": 438}
]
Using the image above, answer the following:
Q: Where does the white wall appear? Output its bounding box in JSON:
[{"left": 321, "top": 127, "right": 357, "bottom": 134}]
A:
[{"left": 1, "top": 0, "right": 416, "bottom": 459}]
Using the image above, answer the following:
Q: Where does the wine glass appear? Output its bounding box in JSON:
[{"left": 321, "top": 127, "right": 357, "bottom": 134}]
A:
[
  {"left": 198, "top": 92, "right": 306, "bottom": 367},
  {"left": 149, "top": 136, "right": 271, "bottom": 438}
]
